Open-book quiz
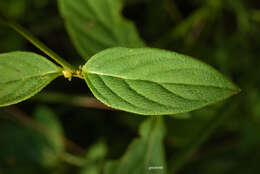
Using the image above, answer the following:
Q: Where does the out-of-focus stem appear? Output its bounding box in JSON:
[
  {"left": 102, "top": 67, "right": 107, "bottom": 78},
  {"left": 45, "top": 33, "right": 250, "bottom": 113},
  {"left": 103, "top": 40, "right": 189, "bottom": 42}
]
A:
[{"left": 33, "top": 91, "right": 114, "bottom": 110}]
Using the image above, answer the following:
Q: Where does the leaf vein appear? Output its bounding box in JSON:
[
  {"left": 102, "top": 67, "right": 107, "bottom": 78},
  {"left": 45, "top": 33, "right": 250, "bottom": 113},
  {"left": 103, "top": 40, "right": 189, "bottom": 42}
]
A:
[
  {"left": 123, "top": 80, "right": 174, "bottom": 109},
  {"left": 97, "top": 75, "right": 147, "bottom": 111}
]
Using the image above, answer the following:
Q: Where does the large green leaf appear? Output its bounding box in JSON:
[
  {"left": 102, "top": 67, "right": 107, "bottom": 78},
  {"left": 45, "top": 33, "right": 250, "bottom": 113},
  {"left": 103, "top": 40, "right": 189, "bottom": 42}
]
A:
[
  {"left": 0, "top": 52, "right": 62, "bottom": 107},
  {"left": 83, "top": 47, "right": 240, "bottom": 115},
  {"left": 58, "top": 0, "right": 145, "bottom": 59},
  {"left": 104, "top": 117, "right": 167, "bottom": 174}
]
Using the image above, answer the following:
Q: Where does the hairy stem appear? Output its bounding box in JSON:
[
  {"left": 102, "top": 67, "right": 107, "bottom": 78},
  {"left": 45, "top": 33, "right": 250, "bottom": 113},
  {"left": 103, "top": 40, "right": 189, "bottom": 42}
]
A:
[{"left": 1, "top": 19, "right": 76, "bottom": 71}]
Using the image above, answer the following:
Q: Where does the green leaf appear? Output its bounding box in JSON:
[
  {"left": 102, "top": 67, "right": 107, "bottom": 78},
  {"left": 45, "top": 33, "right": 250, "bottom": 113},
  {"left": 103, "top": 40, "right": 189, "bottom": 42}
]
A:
[
  {"left": 104, "top": 117, "right": 167, "bottom": 174},
  {"left": 0, "top": 52, "right": 62, "bottom": 107},
  {"left": 80, "top": 140, "right": 107, "bottom": 174},
  {"left": 0, "top": 117, "right": 60, "bottom": 173},
  {"left": 83, "top": 47, "right": 240, "bottom": 115},
  {"left": 34, "top": 105, "right": 65, "bottom": 152},
  {"left": 85, "top": 140, "right": 107, "bottom": 162},
  {"left": 58, "top": 0, "right": 145, "bottom": 59}
]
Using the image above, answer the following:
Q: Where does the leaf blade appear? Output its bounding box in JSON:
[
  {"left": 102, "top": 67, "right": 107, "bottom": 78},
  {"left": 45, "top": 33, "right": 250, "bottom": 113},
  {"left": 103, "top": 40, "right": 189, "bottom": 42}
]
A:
[
  {"left": 0, "top": 52, "right": 62, "bottom": 107},
  {"left": 83, "top": 47, "right": 240, "bottom": 115},
  {"left": 104, "top": 117, "right": 167, "bottom": 174},
  {"left": 34, "top": 105, "right": 65, "bottom": 152},
  {"left": 58, "top": 0, "right": 145, "bottom": 59}
]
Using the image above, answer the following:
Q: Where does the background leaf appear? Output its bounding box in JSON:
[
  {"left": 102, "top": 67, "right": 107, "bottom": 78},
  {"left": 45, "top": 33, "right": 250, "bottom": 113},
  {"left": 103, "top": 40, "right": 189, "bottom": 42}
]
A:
[
  {"left": 0, "top": 0, "right": 257, "bottom": 173},
  {"left": 34, "top": 105, "right": 65, "bottom": 152},
  {"left": 79, "top": 140, "right": 107, "bottom": 174},
  {"left": 104, "top": 117, "right": 166, "bottom": 174},
  {"left": 0, "top": 106, "right": 65, "bottom": 174},
  {"left": 58, "top": 0, "right": 145, "bottom": 59},
  {"left": 83, "top": 47, "right": 240, "bottom": 115},
  {"left": 0, "top": 52, "right": 62, "bottom": 107}
]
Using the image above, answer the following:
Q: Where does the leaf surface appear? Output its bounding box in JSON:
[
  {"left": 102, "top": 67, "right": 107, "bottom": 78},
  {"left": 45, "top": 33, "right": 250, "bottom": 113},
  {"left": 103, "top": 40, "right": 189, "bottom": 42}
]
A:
[
  {"left": 83, "top": 47, "right": 240, "bottom": 115},
  {"left": 0, "top": 52, "right": 62, "bottom": 106},
  {"left": 0, "top": 112, "right": 63, "bottom": 173},
  {"left": 58, "top": 0, "right": 145, "bottom": 59},
  {"left": 104, "top": 117, "right": 167, "bottom": 174},
  {"left": 80, "top": 140, "right": 107, "bottom": 174},
  {"left": 34, "top": 105, "right": 65, "bottom": 152}
]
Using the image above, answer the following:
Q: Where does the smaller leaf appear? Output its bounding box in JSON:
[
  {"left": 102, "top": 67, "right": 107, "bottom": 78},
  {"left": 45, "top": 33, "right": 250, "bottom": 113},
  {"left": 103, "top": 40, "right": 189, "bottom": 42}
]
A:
[
  {"left": 0, "top": 52, "right": 62, "bottom": 107},
  {"left": 104, "top": 117, "right": 167, "bottom": 174},
  {"left": 58, "top": 0, "right": 145, "bottom": 59},
  {"left": 0, "top": 117, "right": 60, "bottom": 173},
  {"left": 34, "top": 105, "right": 65, "bottom": 152},
  {"left": 80, "top": 140, "right": 107, "bottom": 174},
  {"left": 85, "top": 140, "right": 107, "bottom": 161}
]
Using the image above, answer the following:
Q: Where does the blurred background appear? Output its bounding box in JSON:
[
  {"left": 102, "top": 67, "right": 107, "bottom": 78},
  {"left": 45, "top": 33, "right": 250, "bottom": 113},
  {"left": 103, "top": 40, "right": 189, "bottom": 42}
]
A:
[{"left": 0, "top": 0, "right": 259, "bottom": 173}]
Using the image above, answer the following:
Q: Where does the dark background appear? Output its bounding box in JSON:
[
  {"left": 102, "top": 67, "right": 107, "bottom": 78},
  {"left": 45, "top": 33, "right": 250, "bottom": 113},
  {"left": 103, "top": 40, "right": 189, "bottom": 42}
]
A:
[{"left": 0, "top": 0, "right": 260, "bottom": 173}]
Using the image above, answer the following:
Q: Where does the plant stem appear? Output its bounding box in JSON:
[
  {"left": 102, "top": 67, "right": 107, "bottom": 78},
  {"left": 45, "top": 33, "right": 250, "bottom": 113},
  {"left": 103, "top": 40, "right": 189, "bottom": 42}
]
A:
[
  {"left": 2, "top": 20, "right": 77, "bottom": 71},
  {"left": 170, "top": 102, "right": 233, "bottom": 173},
  {"left": 32, "top": 91, "right": 113, "bottom": 110},
  {"left": 2, "top": 106, "right": 86, "bottom": 167},
  {"left": 3, "top": 106, "right": 86, "bottom": 155}
]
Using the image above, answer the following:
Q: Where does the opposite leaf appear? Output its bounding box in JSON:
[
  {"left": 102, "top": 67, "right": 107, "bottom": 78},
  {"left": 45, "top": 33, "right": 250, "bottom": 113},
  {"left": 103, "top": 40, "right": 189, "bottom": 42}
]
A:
[
  {"left": 83, "top": 47, "right": 240, "bottom": 115},
  {"left": 58, "top": 0, "right": 145, "bottom": 59},
  {"left": 0, "top": 52, "right": 62, "bottom": 107}
]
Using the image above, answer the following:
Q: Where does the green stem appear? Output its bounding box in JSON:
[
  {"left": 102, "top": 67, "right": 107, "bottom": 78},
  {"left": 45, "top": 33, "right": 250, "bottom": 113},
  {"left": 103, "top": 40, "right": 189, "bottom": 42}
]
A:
[
  {"left": 1, "top": 20, "right": 76, "bottom": 71},
  {"left": 32, "top": 91, "right": 113, "bottom": 110},
  {"left": 170, "top": 102, "right": 233, "bottom": 173}
]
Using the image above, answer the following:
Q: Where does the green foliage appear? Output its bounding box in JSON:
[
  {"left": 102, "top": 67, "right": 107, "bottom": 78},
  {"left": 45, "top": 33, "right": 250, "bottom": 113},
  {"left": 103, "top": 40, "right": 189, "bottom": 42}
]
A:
[
  {"left": 1, "top": 0, "right": 257, "bottom": 173},
  {"left": 104, "top": 117, "right": 166, "bottom": 174},
  {"left": 34, "top": 105, "right": 65, "bottom": 152},
  {"left": 0, "top": 52, "right": 62, "bottom": 106},
  {"left": 58, "top": 0, "right": 145, "bottom": 59},
  {"left": 80, "top": 141, "right": 107, "bottom": 174},
  {"left": 83, "top": 47, "right": 239, "bottom": 115},
  {"left": 0, "top": 106, "right": 64, "bottom": 173}
]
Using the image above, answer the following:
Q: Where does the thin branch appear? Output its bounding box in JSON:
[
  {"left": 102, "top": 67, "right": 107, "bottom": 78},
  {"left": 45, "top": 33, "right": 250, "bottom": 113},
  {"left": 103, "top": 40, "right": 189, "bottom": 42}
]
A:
[
  {"left": 33, "top": 91, "right": 114, "bottom": 110},
  {"left": 2, "top": 106, "right": 85, "bottom": 155},
  {"left": 72, "top": 96, "right": 114, "bottom": 110},
  {"left": 0, "top": 18, "right": 77, "bottom": 71}
]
